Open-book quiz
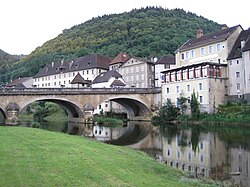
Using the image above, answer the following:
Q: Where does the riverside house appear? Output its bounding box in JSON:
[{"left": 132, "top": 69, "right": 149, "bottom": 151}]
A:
[
  {"left": 161, "top": 25, "right": 242, "bottom": 113},
  {"left": 33, "top": 54, "right": 111, "bottom": 88}
]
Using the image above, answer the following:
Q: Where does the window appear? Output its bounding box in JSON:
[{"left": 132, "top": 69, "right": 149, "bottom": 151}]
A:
[
  {"left": 54, "top": 75, "right": 56, "bottom": 79},
  {"left": 177, "top": 151, "right": 180, "bottom": 159},
  {"left": 237, "top": 83, "right": 240, "bottom": 91},
  {"left": 187, "top": 85, "right": 190, "bottom": 92},
  {"left": 185, "top": 51, "right": 190, "bottom": 59},
  {"left": 166, "top": 87, "right": 169, "bottom": 94},
  {"left": 208, "top": 46, "right": 213, "bottom": 54},
  {"left": 181, "top": 53, "right": 185, "bottom": 60},
  {"left": 200, "top": 155, "right": 204, "bottom": 163},
  {"left": 199, "top": 83, "right": 203, "bottom": 90},
  {"left": 167, "top": 149, "right": 171, "bottom": 156},
  {"left": 176, "top": 86, "right": 179, "bottom": 93},
  {"left": 199, "top": 96, "right": 203, "bottom": 103},
  {"left": 188, "top": 153, "right": 192, "bottom": 162},
  {"left": 54, "top": 82, "right": 56, "bottom": 86},
  {"left": 217, "top": 43, "right": 221, "bottom": 52},
  {"left": 64, "top": 74, "right": 66, "bottom": 78},
  {"left": 200, "top": 142, "right": 204, "bottom": 150},
  {"left": 201, "top": 48, "right": 205, "bottom": 56},
  {"left": 191, "top": 50, "right": 195, "bottom": 58},
  {"left": 92, "top": 69, "right": 94, "bottom": 74},
  {"left": 73, "top": 72, "right": 75, "bottom": 76},
  {"left": 237, "top": 60, "right": 240, "bottom": 64},
  {"left": 99, "top": 105, "right": 101, "bottom": 109},
  {"left": 217, "top": 58, "right": 221, "bottom": 64},
  {"left": 236, "top": 72, "right": 240, "bottom": 78}
]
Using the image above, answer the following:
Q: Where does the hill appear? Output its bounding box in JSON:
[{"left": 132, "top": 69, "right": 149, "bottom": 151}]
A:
[
  {"left": 0, "top": 7, "right": 221, "bottom": 84},
  {"left": 0, "top": 49, "right": 24, "bottom": 85}
]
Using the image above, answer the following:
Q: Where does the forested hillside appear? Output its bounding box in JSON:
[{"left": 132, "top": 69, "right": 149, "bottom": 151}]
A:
[{"left": 0, "top": 7, "right": 221, "bottom": 84}]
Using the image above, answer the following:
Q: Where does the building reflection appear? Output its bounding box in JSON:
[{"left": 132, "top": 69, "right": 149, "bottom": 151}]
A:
[{"left": 161, "top": 129, "right": 230, "bottom": 180}]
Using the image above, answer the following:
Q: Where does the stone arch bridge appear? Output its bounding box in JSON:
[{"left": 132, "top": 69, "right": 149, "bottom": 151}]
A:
[{"left": 0, "top": 88, "right": 161, "bottom": 125}]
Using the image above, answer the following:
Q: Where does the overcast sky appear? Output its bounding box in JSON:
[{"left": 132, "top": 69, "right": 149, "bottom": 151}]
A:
[{"left": 1, "top": 0, "right": 249, "bottom": 55}]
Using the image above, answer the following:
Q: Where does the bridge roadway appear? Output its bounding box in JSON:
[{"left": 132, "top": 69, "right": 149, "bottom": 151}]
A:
[{"left": 0, "top": 87, "right": 161, "bottom": 125}]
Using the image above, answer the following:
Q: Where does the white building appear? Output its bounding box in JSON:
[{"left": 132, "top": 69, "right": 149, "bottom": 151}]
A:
[
  {"left": 92, "top": 70, "right": 125, "bottom": 88},
  {"left": 33, "top": 54, "right": 111, "bottom": 88},
  {"left": 117, "top": 57, "right": 155, "bottom": 88},
  {"left": 161, "top": 25, "right": 242, "bottom": 113},
  {"left": 155, "top": 55, "right": 176, "bottom": 87},
  {"left": 6, "top": 77, "right": 33, "bottom": 88},
  {"left": 227, "top": 29, "right": 250, "bottom": 101}
]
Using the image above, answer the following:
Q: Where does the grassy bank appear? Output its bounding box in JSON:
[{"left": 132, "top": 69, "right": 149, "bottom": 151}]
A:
[
  {"left": 93, "top": 114, "right": 124, "bottom": 125},
  {"left": 0, "top": 127, "right": 216, "bottom": 187}
]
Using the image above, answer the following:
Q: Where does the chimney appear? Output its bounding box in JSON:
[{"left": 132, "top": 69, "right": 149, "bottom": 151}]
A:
[
  {"left": 196, "top": 29, "right": 203, "bottom": 39},
  {"left": 241, "top": 39, "right": 246, "bottom": 49},
  {"left": 221, "top": 24, "right": 228, "bottom": 30}
]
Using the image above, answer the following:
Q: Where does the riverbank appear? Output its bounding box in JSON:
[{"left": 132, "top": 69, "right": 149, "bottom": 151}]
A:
[{"left": 0, "top": 126, "right": 216, "bottom": 187}]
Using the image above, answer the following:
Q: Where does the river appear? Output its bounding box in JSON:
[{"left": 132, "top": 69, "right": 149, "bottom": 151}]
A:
[{"left": 14, "top": 120, "right": 250, "bottom": 186}]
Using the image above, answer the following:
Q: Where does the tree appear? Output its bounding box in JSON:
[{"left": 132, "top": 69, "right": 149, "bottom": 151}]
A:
[
  {"left": 159, "top": 99, "right": 179, "bottom": 122},
  {"left": 177, "top": 92, "right": 187, "bottom": 114},
  {"left": 190, "top": 91, "right": 200, "bottom": 119}
]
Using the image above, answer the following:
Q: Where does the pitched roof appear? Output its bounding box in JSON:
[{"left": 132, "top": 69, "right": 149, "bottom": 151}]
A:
[
  {"left": 227, "top": 29, "right": 250, "bottom": 60},
  {"left": 92, "top": 70, "right": 122, "bottom": 84},
  {"left": 34, "top": 54, "right": 112, "bottom": 78},
  {"left": 71, "top": 73, "right": 91, "bottom": 85},
  {"left": 178, "top": 25, "right": 241, "bottom": 52},
  {"left": 111, "top": 79, "right": 126, "bottom": 87},
  {"left": 109, "top": 52, "right": 130, "bottom": 65},
  {"left": 155, "top": 55, "right": 175, "bottom": 65},
  {"left": 6, "top": 77, "right": 31, "bottom": 88}
]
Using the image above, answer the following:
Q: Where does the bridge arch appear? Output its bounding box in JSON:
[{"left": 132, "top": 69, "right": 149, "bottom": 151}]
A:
[
  {"left": 99, "top": 96, "right": 152, "bottom": 119},
  {"left": 0, "top": 107, "right": 6, "bottom": 119},
  {"left": 20, "top": 98, "right": 84, "bottom": 119}
]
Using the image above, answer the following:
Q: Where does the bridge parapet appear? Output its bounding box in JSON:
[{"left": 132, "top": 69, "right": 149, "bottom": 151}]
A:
[{"left": 0, "top": 87, "right": 161, "bottom": 95}]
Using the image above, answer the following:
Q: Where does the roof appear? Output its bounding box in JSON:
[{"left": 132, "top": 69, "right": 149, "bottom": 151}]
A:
[
  {"left": 227, "top": 29, "right": 250, "bottom": 60},
  {"left": 71, "top": 73, "right": 91, "bottom": 85},
  {"left": 83, "top": 103, "right": 94, "bottom": 111},
  {"left": 6, "top": 77, "right": 31, "bottom": 88},
  {"left": 155, "top": 55, "right": 175, "bottom": 65},
  {"left": 92, "top": 70, "right": 122, "bottom": 84},
  {"left": 109, "top": 52, "right": 130, "bottom": 65},
  {"left": 178, "top": 25, "right": 241, "bottom": 52},
  {"left": 161, "top": 61, "right": 227, "bottom": 74},
  {"left": 111, "top": 79, "right": 126, "bottom": 87},
  {"left": 34, "top": 54, "right": 112, "bottom": 78}
]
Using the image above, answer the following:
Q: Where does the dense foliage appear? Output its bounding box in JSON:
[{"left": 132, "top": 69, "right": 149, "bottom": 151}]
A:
[
  {"left": 0, "top": 49, "right": 23, "bottom": 86},
  {"left": 0, "top": 7, "right": 221, "bottom": 84}
]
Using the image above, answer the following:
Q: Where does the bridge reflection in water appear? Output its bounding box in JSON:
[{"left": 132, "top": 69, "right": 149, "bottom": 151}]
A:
[{"left": 18, "top": 121, "right": 250, "bottom": 187}]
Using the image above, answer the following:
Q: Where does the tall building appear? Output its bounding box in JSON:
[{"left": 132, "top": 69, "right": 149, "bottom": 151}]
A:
[
  {"left": 117, "top": 57, "right": 155, "bottom": 88},
  {"left": 161, "top": 25, "right": 242, "bottom": 113}
]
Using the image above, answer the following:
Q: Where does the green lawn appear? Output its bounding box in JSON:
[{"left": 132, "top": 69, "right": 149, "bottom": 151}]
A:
[{"left": 0, "top": 126, "right": 216, "bottom": 187}]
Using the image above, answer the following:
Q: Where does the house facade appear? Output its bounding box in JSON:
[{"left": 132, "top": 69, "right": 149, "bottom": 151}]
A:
[
  {"left": 227, "top": 29, "right": 250, "bottom": 101},
  {"left": 161, "top": 25, "right": 242, "bottom": 113},
  {"left": 155, "top": 55, "right": 176, "bottom": 87},
  {"left": 33, "top": 54, "right": 111, "bottom": 88},
  {"left": 117, "top": 57, "right": 155, "bottom": 88}
]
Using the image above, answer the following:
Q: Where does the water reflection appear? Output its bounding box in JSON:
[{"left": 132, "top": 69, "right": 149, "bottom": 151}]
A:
[{"left": 9, "top": 120, "right": 250, "bottom": 186}]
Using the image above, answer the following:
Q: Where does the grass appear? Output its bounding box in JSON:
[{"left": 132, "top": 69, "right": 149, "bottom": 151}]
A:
[
  {"left": 93, "top": 115, "right": 123, "bottom": 125},
  {"left": 0, "top": 126, "right": 216, "bottom": 187}
]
